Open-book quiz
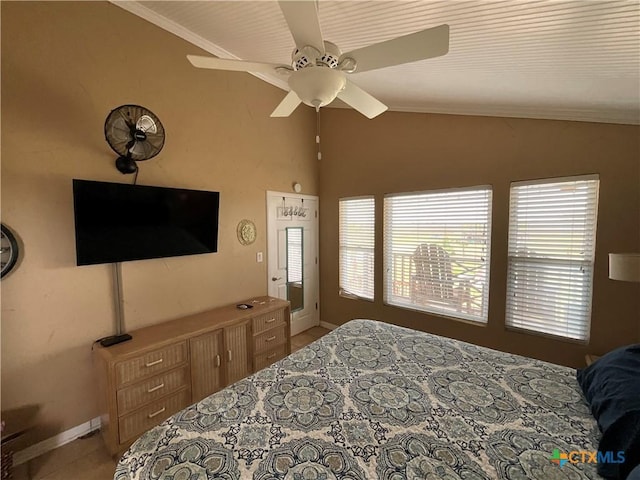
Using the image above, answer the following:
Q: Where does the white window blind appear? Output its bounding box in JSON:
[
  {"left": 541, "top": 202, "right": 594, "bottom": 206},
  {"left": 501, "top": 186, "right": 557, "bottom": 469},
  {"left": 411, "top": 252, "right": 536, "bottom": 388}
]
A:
[
  {"left": 505, "top": 175, "right": 599, "bottom": 342},
  {"left": 339, "top": 196, "right": 375, "bottom": 301},
  {"left": 384, "top": 186, "right": 492, "bottom": 322}
]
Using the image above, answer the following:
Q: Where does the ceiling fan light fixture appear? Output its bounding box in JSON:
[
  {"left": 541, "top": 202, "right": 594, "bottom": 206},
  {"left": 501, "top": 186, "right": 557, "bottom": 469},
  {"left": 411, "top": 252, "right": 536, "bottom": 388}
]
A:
[{"left": 288, "top": 66, "right": 346, "bottom": 108}]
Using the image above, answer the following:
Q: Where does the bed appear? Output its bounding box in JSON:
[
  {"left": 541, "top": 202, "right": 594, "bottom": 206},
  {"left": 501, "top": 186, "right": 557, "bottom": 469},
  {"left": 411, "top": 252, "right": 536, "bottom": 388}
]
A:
[{"left": 114, "top": 319, "right": 603, "bottom": 479}]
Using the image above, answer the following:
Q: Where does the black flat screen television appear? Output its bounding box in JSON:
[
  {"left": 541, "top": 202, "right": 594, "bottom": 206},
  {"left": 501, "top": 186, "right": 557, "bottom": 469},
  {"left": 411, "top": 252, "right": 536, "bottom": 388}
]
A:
[{"left": 73, "top": 179, "right": 219, "bottom": 266}]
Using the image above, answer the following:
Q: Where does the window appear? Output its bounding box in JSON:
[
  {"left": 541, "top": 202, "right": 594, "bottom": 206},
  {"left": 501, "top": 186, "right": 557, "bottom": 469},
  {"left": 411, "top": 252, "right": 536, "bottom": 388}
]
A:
[
  {"left": 384, "top": 186, "right": 492, "bottom": 322},
  {"left": 505, "top": 175, "right": 599, "bottom": 342},
  {"left": 339, "top": 196, "right": 375, "bottom": 301}
]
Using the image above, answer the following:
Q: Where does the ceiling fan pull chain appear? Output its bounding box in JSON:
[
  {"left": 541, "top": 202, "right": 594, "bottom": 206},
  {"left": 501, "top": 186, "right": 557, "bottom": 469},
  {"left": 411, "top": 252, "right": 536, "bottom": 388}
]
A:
[{"left": 316, "top": 107, "right": 322, "bottom": 161}]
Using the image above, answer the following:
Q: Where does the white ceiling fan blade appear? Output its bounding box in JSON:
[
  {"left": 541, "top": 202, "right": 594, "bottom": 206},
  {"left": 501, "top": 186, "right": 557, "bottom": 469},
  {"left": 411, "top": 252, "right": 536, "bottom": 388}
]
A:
[
  {"left": 187, "top": 55, "right": 287, "bottom": 73},
  {"left": 270, "top": 91, "right": 303, "bottom": 117},
  {"left": 278, "top": 0, "right": 325, "bottom": 53},
  {"left": 341, "top": 24, "right": 449, "bottom": 74},
  {"left": 337, "top": 80, "right": 388, "bottom": 119}
]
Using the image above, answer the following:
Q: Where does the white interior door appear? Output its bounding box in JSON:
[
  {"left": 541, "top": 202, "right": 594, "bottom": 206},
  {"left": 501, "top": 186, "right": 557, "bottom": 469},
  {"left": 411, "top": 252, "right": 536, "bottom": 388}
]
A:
[{"left": 267, "top": 191, "right": 319, "bottom": 336}]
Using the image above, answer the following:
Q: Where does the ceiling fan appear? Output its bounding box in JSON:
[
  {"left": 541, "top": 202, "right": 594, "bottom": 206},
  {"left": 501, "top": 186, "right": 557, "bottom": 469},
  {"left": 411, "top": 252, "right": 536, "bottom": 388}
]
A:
[{"left": 187, "top": 1, "right": 449, "bottom": 119}]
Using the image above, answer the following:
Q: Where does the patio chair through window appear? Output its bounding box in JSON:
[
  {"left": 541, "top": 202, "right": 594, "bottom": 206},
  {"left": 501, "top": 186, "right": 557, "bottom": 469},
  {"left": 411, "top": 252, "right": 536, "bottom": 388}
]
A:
[{"left": 410, "top": 244, "right": 472, "bottom": 313}]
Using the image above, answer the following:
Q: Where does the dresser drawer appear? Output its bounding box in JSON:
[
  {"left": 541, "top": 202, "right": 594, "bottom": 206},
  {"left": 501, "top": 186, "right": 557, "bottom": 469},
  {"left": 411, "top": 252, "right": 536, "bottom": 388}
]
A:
[
  {"left": 118, "top": 389, "right": 190, "bottom": 444},
  {"left": 115, "top": 342, "right": 187, "bottom": 388},
  {"left": 252, "top": 309, "right": 286, "bottom": 335},
  {"left": 254, "top": 345, "right": 287, "bottom": 371},
  {"left": 254, "top": 325, "right": 287, "bottom": 354},
  {"left": 116, "top": 366, "right": 190, "bottom": 416}
]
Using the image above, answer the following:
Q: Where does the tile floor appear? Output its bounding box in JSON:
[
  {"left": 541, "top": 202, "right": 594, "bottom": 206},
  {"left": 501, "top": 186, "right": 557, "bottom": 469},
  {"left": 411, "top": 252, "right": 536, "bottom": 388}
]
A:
[{"left": 11, "top": 326, "right": 331, "bottom": 480}]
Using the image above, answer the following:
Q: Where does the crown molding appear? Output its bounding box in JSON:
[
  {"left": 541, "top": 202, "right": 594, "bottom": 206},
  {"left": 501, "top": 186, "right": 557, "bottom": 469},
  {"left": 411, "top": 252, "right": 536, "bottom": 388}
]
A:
[{"left": 110, "top": 1, "right": 288, "bottom": 91}]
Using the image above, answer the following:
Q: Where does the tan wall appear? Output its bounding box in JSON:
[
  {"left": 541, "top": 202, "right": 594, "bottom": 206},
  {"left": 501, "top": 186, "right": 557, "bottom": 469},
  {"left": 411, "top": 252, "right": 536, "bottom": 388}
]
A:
[
  {"left": 319, "top": 109, "right": 640, "bottom": 368},
  {"left": 1, "top": 1, "right": 317, "bottom": 442}
]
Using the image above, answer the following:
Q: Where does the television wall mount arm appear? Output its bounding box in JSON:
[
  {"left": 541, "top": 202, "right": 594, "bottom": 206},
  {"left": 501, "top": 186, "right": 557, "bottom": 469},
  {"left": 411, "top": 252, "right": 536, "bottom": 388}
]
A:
[
  {"left": 98, "top": 262, "right": 132, "bottom": 347},
  {"left": 113, "top": 262, "right": 125, "bottom": 335}
]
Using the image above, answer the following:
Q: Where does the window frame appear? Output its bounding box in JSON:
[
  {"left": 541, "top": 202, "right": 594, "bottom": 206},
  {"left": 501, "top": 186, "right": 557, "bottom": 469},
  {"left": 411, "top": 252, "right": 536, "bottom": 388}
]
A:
[
  {"left": 383, "top": 185, "right": 493, "bottom": 323},
  {"left": 505, "top": 174, "right": 600, "bottom": 343}
]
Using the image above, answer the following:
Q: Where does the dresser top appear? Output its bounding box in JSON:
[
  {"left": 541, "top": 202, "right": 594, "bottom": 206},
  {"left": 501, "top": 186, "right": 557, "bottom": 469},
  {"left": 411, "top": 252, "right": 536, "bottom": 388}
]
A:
[{"left": 95, "top": 296, "right": 290, "bottom": 361}]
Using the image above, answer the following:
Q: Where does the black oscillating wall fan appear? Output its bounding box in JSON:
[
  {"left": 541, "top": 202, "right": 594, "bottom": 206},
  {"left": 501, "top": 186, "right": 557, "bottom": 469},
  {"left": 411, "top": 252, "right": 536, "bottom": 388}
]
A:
[{"left": 104, "top": 105, "right": 165, "bottom": 174}]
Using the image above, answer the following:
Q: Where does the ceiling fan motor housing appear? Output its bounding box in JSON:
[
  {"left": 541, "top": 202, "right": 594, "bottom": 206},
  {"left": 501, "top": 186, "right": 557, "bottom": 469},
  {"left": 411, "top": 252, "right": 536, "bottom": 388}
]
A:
[
  {"left": 288, "top": 41, "right": 347, "bottom": 107},
  {"left": 292, "top": 41, "right": 341, "bottom": 70}
]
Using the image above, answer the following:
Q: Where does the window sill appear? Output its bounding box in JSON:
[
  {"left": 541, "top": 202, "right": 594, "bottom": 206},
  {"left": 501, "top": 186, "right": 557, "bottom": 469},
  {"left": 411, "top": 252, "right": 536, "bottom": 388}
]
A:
[
  {"left": 383, "top": 301, "right": 488, "bottom": 327},
  {"left": 339, "top": 290, "right": 374, "bottom": 302}
]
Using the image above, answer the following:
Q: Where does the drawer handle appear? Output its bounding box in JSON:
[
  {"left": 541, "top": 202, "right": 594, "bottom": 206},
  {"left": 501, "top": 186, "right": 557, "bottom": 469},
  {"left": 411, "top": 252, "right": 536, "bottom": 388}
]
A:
[
  {"left": 147, "top": 383, "right": 165, "bottom": 393},
  {"left": 148, "top": 407, "right": 166, "bottom": 419},
  {"left": 227, "top": 350, "right": 232, "bottom": 362},
  {"left": 265, "top": 318, "right": 276, "bottom": 324},
  {"left": 266, "top": 336, "right": 277, "bottom": 342},
  {"left": 145, "top": 358, "right": 164, "bottom": 368},
  {"left": 267, "top": 353, "right": 277, "bottom": 359},
  {"left": 215, "top": 355, "right": 221, "bottom": 367}
]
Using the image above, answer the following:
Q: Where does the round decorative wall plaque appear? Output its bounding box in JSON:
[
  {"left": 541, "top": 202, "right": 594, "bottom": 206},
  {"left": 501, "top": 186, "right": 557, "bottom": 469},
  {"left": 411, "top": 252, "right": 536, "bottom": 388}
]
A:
[{"left": 237, "top": 219, "right": 257, "bottom": 245}]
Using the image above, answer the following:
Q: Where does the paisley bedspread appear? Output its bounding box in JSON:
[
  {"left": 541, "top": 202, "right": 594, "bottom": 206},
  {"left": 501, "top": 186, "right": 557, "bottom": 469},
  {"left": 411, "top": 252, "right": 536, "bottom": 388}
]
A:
[{"left": 114, "top": 319, "right": 601, "bottom": 479}]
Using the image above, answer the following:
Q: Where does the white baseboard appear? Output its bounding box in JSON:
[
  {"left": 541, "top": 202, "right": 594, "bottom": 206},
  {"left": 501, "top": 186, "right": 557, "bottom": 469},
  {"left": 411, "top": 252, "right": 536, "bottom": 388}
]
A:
[
  {"left": 13, "top": 417, "right": 102, "bottom": 466},
  {"left": 320, "top": 321, "right": 339, "bottom": 330}
]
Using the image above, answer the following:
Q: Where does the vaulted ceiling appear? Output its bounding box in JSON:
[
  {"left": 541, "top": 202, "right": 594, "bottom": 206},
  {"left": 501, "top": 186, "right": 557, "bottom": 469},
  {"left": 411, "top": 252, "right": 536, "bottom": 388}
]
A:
[{"left": 115, "top": 1, "right": 640, "bottom": 125}]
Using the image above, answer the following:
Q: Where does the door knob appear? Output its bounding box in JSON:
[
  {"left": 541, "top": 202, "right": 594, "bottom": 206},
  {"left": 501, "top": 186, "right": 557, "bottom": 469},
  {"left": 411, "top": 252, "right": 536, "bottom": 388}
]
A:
[{"left": 271, "top": 277, "right": 282, "bottom": 281}]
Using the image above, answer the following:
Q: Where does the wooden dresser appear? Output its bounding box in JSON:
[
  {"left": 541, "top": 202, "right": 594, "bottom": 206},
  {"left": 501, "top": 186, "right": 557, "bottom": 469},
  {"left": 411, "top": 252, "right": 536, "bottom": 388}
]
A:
[{"left": 93, "top": 296, "right": 290, "bottom": 455}]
